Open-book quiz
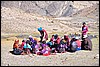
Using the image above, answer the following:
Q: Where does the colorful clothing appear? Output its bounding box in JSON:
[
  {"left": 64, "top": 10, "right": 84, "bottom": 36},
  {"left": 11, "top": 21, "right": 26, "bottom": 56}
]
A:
[
  {"left": 53, "top": 37, "right": 61, "bottom": 44},
  {"left": 82, "top": 26, "right": 88, "bottom": 35},
  {"left": 75, "top": 40, "right": 81, "bottom": 47},
  {"left": 13, "top": 39, "right": 19, "bottom": 49},
  {"left": 23, "top": 43, "right": 32, "bottom": 50},
  {"left": 42, "top": 46, "right": 50, "bottom": 56},
  {"left": 20, "top": 42, "right": 25, "bottom": 49},
  {"left": 76, "top": 40, "right": 81, "bottom": 50},
  {"left": 39, "top": 29, "right": 48, "bottom": 42}
]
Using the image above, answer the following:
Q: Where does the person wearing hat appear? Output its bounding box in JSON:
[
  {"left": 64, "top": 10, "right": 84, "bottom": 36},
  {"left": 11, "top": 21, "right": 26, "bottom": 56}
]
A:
[
  {"left": 82, "top": 22, "right": 88, "bottom": 40},
  {"left": 81, "top": 35, "right": 92, "bottom": 50},
  {"left": 38, "top": 27, "right": 48, "bottom": 44}
]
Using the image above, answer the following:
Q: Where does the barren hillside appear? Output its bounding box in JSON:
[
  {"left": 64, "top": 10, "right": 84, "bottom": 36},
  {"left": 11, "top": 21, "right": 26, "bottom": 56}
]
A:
[
  {"left": 1, "top": 1, "right": 99, "bottom": 17},
  {"left": 1, "top": 1, "right": 99, "bottom": 35}
]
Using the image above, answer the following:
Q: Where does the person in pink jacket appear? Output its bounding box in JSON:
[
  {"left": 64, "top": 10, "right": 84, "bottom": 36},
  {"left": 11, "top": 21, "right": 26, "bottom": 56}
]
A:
[
  {"left": 82, "top": 22, "right": 88, "bottom": 40},
  {"left": 75, "top": 36, "right": 81, "bottom": 50}
]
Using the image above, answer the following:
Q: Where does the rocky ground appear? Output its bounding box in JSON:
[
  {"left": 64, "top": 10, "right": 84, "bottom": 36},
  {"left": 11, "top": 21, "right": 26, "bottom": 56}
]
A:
[
  {"left": 1, "top": 1, "right": 99, "bottom": 66},
  {"left": 1, "top": 37, "right": 99, "bottom": 66}
]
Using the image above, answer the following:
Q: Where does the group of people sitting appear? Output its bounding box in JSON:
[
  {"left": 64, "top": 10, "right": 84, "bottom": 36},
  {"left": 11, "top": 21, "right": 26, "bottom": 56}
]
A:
[
  {"left": 12, "top": 22, "right": 92, "bottom": 56},
  {"left": 12, "top": 33, "right": 92, "bottom": 56}
]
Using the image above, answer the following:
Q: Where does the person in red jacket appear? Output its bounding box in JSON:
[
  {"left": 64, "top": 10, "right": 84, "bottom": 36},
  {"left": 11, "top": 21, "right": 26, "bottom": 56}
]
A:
[
  {"left": 82, "top": 22, "right": 88, "bottom": 40},
  {"left": 38, "top": 27, "right": 48, "bottom": 44},
  {"left": 20, "top": 38, "right": 27, "bottom": 50},
  {"left": 50, "top": 35, "right": 54, "bottom": 42}
]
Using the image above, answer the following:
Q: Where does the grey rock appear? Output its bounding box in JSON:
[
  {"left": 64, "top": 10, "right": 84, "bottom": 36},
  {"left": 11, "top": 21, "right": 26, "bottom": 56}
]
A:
[{"left": 1, "top": 1, "right": 99, "bottom": 17}]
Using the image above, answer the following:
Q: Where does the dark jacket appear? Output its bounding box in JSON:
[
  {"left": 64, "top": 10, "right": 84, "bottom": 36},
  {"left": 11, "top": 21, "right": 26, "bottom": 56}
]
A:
[{"left": 81, "top": 37, "right": 92, "bottom": 50}]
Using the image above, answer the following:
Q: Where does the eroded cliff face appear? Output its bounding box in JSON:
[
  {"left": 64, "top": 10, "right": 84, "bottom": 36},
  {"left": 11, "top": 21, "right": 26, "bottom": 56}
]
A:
[{"left": 1, "top": 1, "right": 99, "bottom": 17}]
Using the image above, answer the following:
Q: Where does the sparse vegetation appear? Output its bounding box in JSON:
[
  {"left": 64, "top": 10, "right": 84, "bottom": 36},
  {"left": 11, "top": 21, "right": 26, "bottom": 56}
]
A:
[{"left": 1, "top": 1, "right": 99, "bottom": 66}]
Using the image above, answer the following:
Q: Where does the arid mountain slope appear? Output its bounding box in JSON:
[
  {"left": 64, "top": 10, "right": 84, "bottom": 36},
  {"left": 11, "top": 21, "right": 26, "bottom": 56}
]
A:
[{"left": 1, "top": 1, "right": 99, "bottom": 34}]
